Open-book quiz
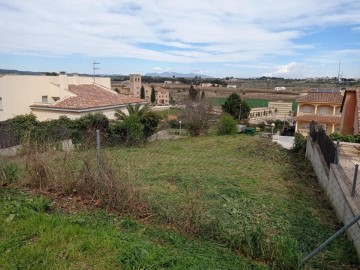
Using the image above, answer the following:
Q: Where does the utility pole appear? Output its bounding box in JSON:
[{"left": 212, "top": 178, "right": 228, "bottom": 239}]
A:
[{"left": 93, "top": 61, "right": 100, "bottom": 84}]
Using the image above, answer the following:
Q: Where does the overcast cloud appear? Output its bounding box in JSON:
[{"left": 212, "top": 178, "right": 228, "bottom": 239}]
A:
[{"left": 0, "top": 0, "right": 359, "bottom": 77}]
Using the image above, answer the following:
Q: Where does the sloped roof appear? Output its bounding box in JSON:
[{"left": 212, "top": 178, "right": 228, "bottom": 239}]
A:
[
  {"left": 296, "top": 92, "right": 343, "bottom": 104},
  {"left": 296, "top": 114, "right": 341, "bottom": 124},
  {"left": 31, "top": 84, "right": 145, "bottom": 111}
]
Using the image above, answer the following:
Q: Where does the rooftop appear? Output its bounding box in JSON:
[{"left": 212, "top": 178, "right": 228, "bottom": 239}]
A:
[
  {"left": 31, "top": 84, "right": 145, "bottom": 111},
  {"left": 296, "top": 92, "right": 343, "bottom": 104}
]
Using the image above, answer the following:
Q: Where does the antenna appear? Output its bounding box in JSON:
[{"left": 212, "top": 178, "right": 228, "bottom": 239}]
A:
[
  {"left": 337, "top": 60, "right": 342, "bottom": 83},
  {"left": 93, "top": 61, "right": 100, "bottom": 83},
  {"left": 336, "top": 60, "right": 342, "bottom": 91}
]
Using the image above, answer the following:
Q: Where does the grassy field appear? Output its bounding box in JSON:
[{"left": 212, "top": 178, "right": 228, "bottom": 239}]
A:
[
  {"left": 213, "top": 98, "right": 298, "bottom": 111},
  {"left": 0, "top": 188, "right": 263, "bottom": 270},
  {"left": 1, "top": 135, "right": 358, "bottom": 269}
]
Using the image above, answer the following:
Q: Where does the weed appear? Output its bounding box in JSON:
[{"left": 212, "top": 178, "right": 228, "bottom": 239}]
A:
[{"left": 0, "top": 163, "right": 20, "bottom": 183}]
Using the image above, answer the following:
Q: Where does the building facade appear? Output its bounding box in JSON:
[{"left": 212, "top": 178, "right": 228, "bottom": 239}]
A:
[
  {"left": 295, "top": 91, "right": 343, "bottom": 136},
  {"left": 0, "top": 73, "right": 144, "bottom": 121}
]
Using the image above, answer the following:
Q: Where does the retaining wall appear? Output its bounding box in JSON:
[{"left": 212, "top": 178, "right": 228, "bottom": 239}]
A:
[{"left": 306, "top": 137, "right": 360, "bottom": 257}]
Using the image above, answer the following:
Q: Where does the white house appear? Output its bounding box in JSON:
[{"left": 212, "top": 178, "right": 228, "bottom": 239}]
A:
[
  {"left": 227, "top": 85, "right": 237, "bottom": 88},
  {"left": 0, "top": 72, "right": 145, "bottom": 121},
  {"left": 275, "top": 86, "right": 286, "bottom": 91}
]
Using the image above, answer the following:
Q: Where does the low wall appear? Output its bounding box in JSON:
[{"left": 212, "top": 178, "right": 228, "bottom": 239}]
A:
[
  {"left": 306, "top": 137, "right": 360, "bottom": 256},
  {"left": 0, "top": 139, "right": 74, "bottom": 156}
]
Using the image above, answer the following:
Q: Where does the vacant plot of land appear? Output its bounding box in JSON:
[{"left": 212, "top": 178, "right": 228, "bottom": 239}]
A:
[
  {"left": 0, "top": 188, "right": 265, "bottom": 269},
  {"left": 1, "top": 135, "right": 358, "bottom": 269}
]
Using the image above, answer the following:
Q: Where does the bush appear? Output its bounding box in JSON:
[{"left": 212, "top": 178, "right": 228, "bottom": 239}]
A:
[
  {"left": 181, "top": 101, "right": 210, "bottom": 137},
  {"left": 291, "top": 132, "right": 306, "bottom": 154},
  {"left": 117, "top": 115, "right": 145, "bottom": 146},
  {"left": 217, "top": 114, "right": 237, "bottom": 135}
]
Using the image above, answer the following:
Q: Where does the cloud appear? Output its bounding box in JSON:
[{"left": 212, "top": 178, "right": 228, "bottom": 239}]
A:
[
  {"left": 351, "top": 26, "right": 360, "bottom": 31},
  {"left": 1, "top": 0, "right": 360, "bottom": 77},
  {"left": 153, "top": 67, "right": 163, "bottom": 71},
  {"left": 264, "top": 62, "right": 312, "bottom": 78}
]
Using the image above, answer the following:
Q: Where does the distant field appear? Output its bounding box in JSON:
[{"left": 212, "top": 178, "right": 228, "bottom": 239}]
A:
[{"left": 213, "top": 98, "right": 298, "bottom": 111}]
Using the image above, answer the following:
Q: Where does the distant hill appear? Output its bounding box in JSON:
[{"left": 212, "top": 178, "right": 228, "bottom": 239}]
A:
[
  {"left": 145, "top": 72, "right": 212, "bottom": 78},
  {"left": 0, "top": 69, "right": 211, "bottom": 78},
  {"left": 0, "top": 69, "right": 44, "bottom": 75}
]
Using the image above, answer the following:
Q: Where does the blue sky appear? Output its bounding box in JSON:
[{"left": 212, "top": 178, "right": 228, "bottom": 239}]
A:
[{"left": 0, "top": 0, "right": 360, "bottom": 78}]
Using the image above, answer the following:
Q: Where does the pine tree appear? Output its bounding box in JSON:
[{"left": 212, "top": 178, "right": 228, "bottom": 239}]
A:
[
  {"left": 150, "top": 86, "right": 156, "bottom": 104},
  {"left": 140, "top": 85, "right": 145, "bottom": 99},
  {"left": 189, "top": 84, "right": 197, "bottom": 101}
]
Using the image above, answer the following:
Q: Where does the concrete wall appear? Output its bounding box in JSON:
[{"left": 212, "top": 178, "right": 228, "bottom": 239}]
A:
[
  {"left": 32, "top": 106, "right": 128, "bottom": 121},
  {"left": 306, "top": 137, "right": 360, "bottom": 256}
]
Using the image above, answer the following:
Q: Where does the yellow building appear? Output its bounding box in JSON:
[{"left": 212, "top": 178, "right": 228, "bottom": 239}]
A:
[
  {"left": 295, "top": 91, "right": 343, "bottom": 136},
  {"left": 0, "top": 73, "right": 144, "bottom": 121}
]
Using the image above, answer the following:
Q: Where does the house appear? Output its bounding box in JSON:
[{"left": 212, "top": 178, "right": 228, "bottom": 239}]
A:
[
  {"left": 339, "top": 88, "right": 360, "bottom": 135},
  {"left": 275, "top": 86, "right": 286, "bottom": 91},
  {"left": 200, "top": 83, "right": 212, "bottom": 87},
  {"left": 143, "top": 85, "right": 170, "bottom": 105},
  {"left": 0, "top": 72, "right": 145, "bottom": 121},
  {"left": 295, "top": 90, "right": 343, "bottom": 136},
  {"left": 227, "top": 85, "right": 237, "bottom": 88},
  {"left": 164, "top": 81, "right": 173, "bottom": 84},
  {"left": 249, "top": 107, "right": 273, "bottom": 120},
  {"left": 268, "top": 101, "right": 293, "bottom": 120}
]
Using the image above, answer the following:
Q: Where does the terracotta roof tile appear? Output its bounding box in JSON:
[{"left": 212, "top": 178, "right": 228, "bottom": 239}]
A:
[
  {"left": 296, "top": 92, "right": 343, "bottom": 103},
  {"left": 31, "top": 84, "right": 145, "bottom": 111},
  {"left": 296, "top": 114, "right": 341, "bottom": 123}
]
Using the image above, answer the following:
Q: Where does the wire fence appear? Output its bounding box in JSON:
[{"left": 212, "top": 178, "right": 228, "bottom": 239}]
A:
[{"left": 338, "top": 143, "right": 360, "bottom": 200}]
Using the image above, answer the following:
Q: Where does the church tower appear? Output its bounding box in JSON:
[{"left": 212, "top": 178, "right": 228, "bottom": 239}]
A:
[{"left": 129, "top": 74, "right": 141, "bottom": 98}]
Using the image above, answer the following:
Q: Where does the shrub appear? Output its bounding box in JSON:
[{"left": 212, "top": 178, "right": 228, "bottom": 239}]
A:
[
  {"left": 117, "top": 115, "right": 145, "bottom": 146},
  {"left": 217, "top": 114, "right": 237, "bottom": 135},
  {"left": 181, "top": 100, "right": 210, "bottom": 137},
  {"left": 291, "top": 132, "right": 306, "bottom": 154}
]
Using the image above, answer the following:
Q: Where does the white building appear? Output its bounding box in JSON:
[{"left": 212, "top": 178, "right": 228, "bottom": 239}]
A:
[
  {"left": 0, "top": 73, "right": 145, "bottom": 121},
  {"left": 227, "top": 85, "right": 237, "bottom": 88}
]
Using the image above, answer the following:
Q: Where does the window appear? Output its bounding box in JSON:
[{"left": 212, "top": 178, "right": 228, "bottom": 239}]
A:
[
  {"left": 52, "top": 97, "right": 60, "bottom": 102},
  {"left": 42, "top": 96, "right": 48, "bottom": 103},
  {"left": 0, "top": 97, "right": 2, "bottom": 110}
]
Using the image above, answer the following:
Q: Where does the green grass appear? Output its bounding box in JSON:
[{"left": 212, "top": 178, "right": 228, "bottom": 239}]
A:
[
  {"left": 0, "top": 188, "right": 266, "bottom": 269},
  {"left": 103, "top": 136, "right": 358, "bottom": 269},
  {"left": 2, "top": 135, "right": 358, "bottom": 269}
]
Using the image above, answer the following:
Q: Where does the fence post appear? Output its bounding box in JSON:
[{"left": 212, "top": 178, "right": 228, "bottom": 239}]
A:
[
  {"left": 335, "top": 140, "right": 340, "bottom": 164},
  {"left": 352, "top": 164, "right": 359, "bottom": 197},
  {"left": 96, "top": 130, "right": 101, "bottom": 180},
  {"left": 301, "top": 214, "right": 360, "bottom": 265}
]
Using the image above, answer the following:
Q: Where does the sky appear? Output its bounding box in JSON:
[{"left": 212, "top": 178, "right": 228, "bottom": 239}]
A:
[{"left": 0, "top": 0, "right": 360, "bottom": 78}]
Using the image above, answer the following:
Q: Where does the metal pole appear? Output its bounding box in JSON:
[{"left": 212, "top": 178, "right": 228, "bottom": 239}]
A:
[
  {"left": 96, "top": 130, "right": 101, "bottom": 180},
  {"left": 301, "top": 214, "right": 360, "bottom": 265},
  {"left": 352, "top": 164, "right": 359, "bottom": 197}
]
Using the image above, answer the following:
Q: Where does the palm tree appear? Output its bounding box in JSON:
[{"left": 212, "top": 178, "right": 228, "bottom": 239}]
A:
[{"left": 114, "top": 104, "right": 151, "bottom": 121}]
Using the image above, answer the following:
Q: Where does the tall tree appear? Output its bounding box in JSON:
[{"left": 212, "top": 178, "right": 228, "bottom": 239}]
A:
[
  {"left": 140, "top": 85, "right": 145, "bottom": 99},
  {"left": 150, "top": 86, "right": 156, "bottom": 104},
  {"left": 189, "top": 84, "right": 197, "bottom": 101},
  {"left": 221, "top": 93, "right": 250, "bottom": 121}
]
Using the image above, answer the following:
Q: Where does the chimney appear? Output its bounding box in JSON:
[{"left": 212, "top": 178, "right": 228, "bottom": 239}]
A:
[
  {"left": 59, "top": 71, "right": 68, "bottom": 96},
  {"left": 73, "top": 73, "right": 80, "bottom": 85}
]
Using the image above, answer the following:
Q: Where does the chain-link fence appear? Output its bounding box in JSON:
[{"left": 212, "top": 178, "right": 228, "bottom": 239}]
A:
[{"left": 338, "top": 143, "right": 360, "bottom": 201}]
